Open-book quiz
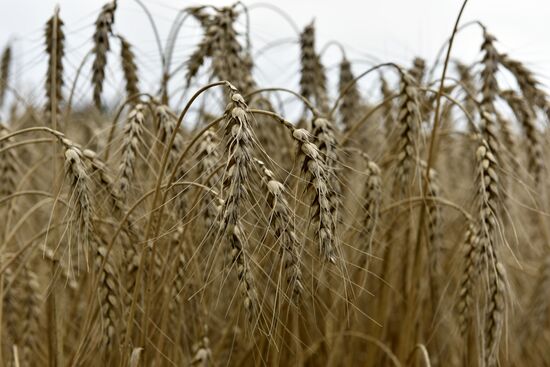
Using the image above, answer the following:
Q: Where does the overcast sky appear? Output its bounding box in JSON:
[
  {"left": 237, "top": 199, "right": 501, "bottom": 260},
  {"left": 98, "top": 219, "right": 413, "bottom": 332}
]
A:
[{"left": 0, "top": 0, "right": 548, "bottom": 111}]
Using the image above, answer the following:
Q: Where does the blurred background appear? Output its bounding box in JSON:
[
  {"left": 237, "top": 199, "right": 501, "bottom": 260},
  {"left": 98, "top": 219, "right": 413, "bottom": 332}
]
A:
[{"left": 0, "top": 0, "right": 547, "bottom": 114}]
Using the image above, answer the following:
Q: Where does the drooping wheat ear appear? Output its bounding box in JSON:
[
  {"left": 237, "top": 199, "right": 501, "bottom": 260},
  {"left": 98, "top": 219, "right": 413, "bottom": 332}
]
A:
[
  {"left": 338, "top": 58, "right": 361, "bottom": 130},
  {"left": 500, "top": 90, "right": 544, "bottom": 184},
  {"left": 457, "top": 222, "right": 481, "bottom": 335},
  {"left": 196, "top": 130, "right": 221, "bottom": 229},
  {"left": 83, "top": 149, "right": 126, "bottom": 219},
  {"left": 299, "top": 22, "right": 328, "bottom": 112},
  {"left": 484, "top": 261, "right": 506, "bottom": 367},
  {"left": 185, "top": 23, "right": 213, "bottom": 85},
  {"left": 393, "top": 71, "right": 421, "bottom": 195},
  {"left": 455, "top": 61, "right": 477, "bottom": 125},
  {"left": 220, "top": 89, "right": 254, "bottom": 230},
  {"left": 0, "top": 128, "right": 18, "bottom": 198},
  {"left": 44, "top": 247, "right": 78, "bottom": 290},
  {"left": 228, "top": 220, "right": 258, "bottom": 321},
  {"left": 292, "top": 128, "right": 336, "bottom": 264},
  {"left": 312, "top": 116, "right": 340, "bottom": 218},
  {"left": 118, "top": 103, "right": 145, "bottom": 200},
  {"left": 480, "top": 30, "right": 499, "bottom": 110},
  {"left": 92, "top": 0, "right": 117, "bottom": 109},
  {"left": 20, "top": 264, "right": 41, "bottom": 365},
  {"left": 499, "top": 53, "right": 548, "bottom": 113},
  {"left": 361, "top": 159, "right": 381, "bottom": 249},
  {"left": 155, "top": 104, "right": 183, "bottom": 173},
  {"left": 63, "top": 142, "right": 94, "bottom": 264},
  {"left": 256, "top": 159, "right": 303, "bottom": 302},
  {"left": 219, "top": 89, "right": 258, "bottom": 319},
  {"left": 93, "top": 234, "right": 121, "bottom": 349},
  {"left": 0, "top": 45, "right": 11, "bottom": 108},
  {"left": 118, "top": 35, "right": 140, "bottom": 102}
]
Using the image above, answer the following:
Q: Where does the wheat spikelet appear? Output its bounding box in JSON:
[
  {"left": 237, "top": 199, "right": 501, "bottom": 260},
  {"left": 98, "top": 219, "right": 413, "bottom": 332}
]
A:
[
  {"left": 499, "top": 53, "right": 548, "bottom": 113},
  {"left": 118, "top": 36, "right": 140, "bottom": 102},
  {"left": 500, "top": 90, "right": 544, "bottom": 184},
  {"left": 299, "top": 22, "right": 328, "bottom": 111},
  {"left": 494, "top": 111, "right": 517, "bottom": 164},
  {"left": 44, "top": 247, "right": 78, "bottom": 290},
  {"left": 476, "top": 138, "right": 507, "bottom": 366},
  {"left": 167, "top": 227, "right": 186, "bottom": 318},
  {"left": 186, "top": 32, "right": 213, "bottom": 86},
  {"left": 419, "top": 160, "right": 443, "bottom": 297},
  {"left": 480, "top": 30, "right": 499, "bottom": 110},
  {"left": 311, "top": 116, "right": 340, "bottom": 221},
  {"left": 479, "top": 107, "right": 501, "bottom": 169},
  {"left": 219, "top": 89, "right": 258, "bottom": 319},
  {"left": 83, "top": 149, "right": 126, "bottom": 218},
  {"left": 191, "top": 336, "right": 212, "bottom": 366},
  {"left": 20, "top": 264, "right": 41, "bottom": 364},
  {"left": 338, "top": 58, "right": 361, "bottom": 130},
  {"left": 93, "top": 234, "right": 121, "bottom": 349},
  {"left": 0, "top": 128, "right": 18, "bottom": 198},
  {"left": 92, "top": 0, "right": 117, "bottom": 109},
  {"left": 184, "top": 8, "right": 214, "bottom": 84},
  {"left": 155, "top": 104, "right": 183, "bottom": 173},
  {"left": 44, "top": 8, "right": 65, "bottom": 124},
  {"left": 457, "top": 222, "right": 481, "bottom": 335},
  {"left": 118, "top": 103, "right": 145, "bottom": 200},
  {"left": 393, "top": 71, "right": 421, "bottom": 195},
  {"left": 256, "top": 159, "right": 303, "bottom": 302},
  {"left": 0, "top": 45, "right": 11, "bottom": 108},
  {"left": 292, "top": 128, "right": 336, "bottom": 263},
  {"left": 211, "top": 7, "right": 251, "bottom": 93},
  {"left": 455, "top": 61, "right": 477, "bottom": 124},
  {"left": 226, "top": 217, "right": 258, "bottom": 321},
  {"left": 361, "top": 159, "right": 381, "bottom": 251},
  {"left": 484, "top": 261, "right": 506, "bottom": 367},
  {"left": 475, "top": 139, "right": 500, "bottom": 261},
  {"left": 196, "top": 130, "right": 221, "bottom": 230},
  {"left": 379, "top": 75, "right": 396, "bottom": 140},
  {"left": 63, "top": 142, "right": 94, "bottom": 267},
  {"left": 186, "top": 7, "right": 253, "bottom": 94},
  {"left": 409, "top": 57, "right": 426, "bottom": 84}
]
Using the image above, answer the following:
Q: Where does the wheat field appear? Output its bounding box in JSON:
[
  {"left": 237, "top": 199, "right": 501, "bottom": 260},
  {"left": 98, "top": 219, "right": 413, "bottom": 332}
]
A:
[{"left": 0, "top": 1, "right": 549, "bottom": 366}]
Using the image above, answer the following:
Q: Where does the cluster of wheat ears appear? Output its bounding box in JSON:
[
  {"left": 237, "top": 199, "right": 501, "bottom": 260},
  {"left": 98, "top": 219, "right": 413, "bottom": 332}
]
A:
[{"left": 0, "top": 1, "right": 549, "bottom": 366}]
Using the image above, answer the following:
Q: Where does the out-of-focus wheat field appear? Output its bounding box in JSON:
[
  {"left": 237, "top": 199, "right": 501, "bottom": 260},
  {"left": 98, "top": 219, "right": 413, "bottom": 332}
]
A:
[{"left": 0, "top": 1, "right": 549, "bottom": 366}]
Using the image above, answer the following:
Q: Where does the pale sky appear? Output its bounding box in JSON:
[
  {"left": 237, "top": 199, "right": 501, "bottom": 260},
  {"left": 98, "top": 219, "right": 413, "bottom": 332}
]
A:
[{"left": 0, "top": 0, "right": 548, "bottom": 112}]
